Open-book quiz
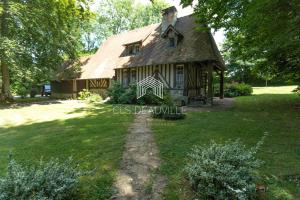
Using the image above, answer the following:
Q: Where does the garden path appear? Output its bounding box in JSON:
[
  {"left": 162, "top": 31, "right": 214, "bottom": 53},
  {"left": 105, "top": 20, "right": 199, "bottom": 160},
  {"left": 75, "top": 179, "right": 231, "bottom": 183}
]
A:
[{"left": 114, "top": 111, "right": 166, "bottom": 200}]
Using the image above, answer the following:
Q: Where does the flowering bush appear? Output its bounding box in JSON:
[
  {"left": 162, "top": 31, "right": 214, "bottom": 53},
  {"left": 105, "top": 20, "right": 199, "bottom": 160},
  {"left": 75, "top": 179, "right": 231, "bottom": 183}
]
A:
[
  {"left": 78, "top": 89, "right": 92, "bottom": 100},
  {"left": 0, "top": 156, "right": 84, "bottom": 200},
  {"left": 184, "top": 139, "right": 264, "bottom": 200}
]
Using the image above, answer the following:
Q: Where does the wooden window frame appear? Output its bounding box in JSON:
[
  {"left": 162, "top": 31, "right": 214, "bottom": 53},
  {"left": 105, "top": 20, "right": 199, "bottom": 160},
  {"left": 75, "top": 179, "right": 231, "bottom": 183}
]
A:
[{"left": 175, "top": 64, "right": 184, "bottom": 89}]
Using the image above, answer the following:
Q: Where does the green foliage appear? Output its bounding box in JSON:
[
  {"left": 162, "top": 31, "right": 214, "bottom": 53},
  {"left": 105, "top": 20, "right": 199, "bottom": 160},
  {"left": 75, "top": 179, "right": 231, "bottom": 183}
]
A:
[
  {"left": 29, "top": 87, "right": 39, "bottom": 98},
  {"left": 184, "top": 139, "right": 263, "bottom": 200},
  {"left": 15, "top": 86, "right": 28, "bottom": 98},
  {"left": 152, "top": 106, "right": 185, "bottom": 120},
  {"left": 215, "top": 83, "right": 253, "bottom": 97},
  {"left": 182, "top": 0, "right": 300, "bottom": 83},
  {"left": 95, "top": 0, "right": 169, "bottom": 38},
  {"left": 108, "top": 82, "right": 173, "bottom": 105},
  {"left": 136, "top": 89, "right": 168, "bottom": 105},
  {"left": 0, "top": 0, "right": 91, "bottom": 100},
  {"left": 107, "top": 81, "right": 126, "bottom": 104},
  {"left": 0, "top": 156, "right": 84, "bottom": 200},
  {"left": 86, "top": 93, "right": 103, "bottom": 104},
  {"left": 78, "top": 89, "right": 102, "bottom": 103},
  {"left": 78, "top": 89, "right": 92, "bottom": 100}
]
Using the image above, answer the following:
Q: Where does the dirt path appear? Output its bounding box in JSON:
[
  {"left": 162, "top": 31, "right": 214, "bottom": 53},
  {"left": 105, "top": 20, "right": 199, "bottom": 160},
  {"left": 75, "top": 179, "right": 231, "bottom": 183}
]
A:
[{"left": 114, "top": 111, "right": 165, "bottom": 200}]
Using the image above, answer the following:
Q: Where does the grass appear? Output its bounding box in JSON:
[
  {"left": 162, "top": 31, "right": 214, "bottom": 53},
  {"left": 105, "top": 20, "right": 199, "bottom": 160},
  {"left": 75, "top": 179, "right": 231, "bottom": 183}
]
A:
[
  {"left": 253, "top": 85, "right": 297, "bottom": 95},
  {"left": 152, "top": 92, "right": 300, "bottom": 199},
  {"left": 0, "top": 101, "right": 134, "bottom": 199}
]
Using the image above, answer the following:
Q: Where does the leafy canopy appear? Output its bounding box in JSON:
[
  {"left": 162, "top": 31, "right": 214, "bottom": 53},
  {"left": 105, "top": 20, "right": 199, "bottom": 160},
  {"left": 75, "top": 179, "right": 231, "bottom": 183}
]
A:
[
  {"left": 0, "top": 0, "right": 91, "bottom": 98},
  {"left": 181, "top": 0, "right": 300, "bottom": 83}
]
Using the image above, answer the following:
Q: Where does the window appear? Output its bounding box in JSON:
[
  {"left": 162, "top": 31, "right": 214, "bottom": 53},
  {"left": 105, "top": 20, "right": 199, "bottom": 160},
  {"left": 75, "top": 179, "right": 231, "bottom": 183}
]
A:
[
  {"left": 175, "top": 65, "right": 184, "bottom": 88},
  {"left": 131, "top": 69, "right": 136, "bottom": 83},
  {"left": 126, "top": 43, "right": 140, "bottom": 56},
  {"left": 128, "top": 45, "right": 134, "bottom": 55},
  {"left": 123, "top": 70, "right": 129, "bottom": 87},
  {"left": 134, "top": 44, "right": 140, "bottom": 54},
  {"left": 169, "top": 37, "right": 175, "bottom": 47}
]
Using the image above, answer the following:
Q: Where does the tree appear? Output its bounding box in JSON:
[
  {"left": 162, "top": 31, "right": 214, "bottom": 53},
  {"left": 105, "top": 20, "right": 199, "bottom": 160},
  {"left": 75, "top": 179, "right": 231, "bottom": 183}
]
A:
[
  {"left": 0, "top": 0, "right": 91, "bottom": 101},
  {"left": 0, "top": 0, "right": 13, "bottom": 100},
  {"left": 181, "top": 0, "right": 300, "bottom": 84},
  {"left": 94, "top": 0, "right": 169, "bottom": 41}
]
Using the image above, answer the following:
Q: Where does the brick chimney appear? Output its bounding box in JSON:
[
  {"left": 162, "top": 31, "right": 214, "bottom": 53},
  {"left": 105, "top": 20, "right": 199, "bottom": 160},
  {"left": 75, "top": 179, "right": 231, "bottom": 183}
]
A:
[{"left": 161, "top": 6, "right": 178, "bottom": 34}]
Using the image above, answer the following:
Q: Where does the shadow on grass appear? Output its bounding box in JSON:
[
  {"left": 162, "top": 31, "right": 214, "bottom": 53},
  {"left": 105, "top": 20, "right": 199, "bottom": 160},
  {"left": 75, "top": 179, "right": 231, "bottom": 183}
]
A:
[
  {"left": 0, "top": 97, "right": 63, "bottom": 110},
  {"left": 0, "top": 104, "right": 134, "bottom": 199}
]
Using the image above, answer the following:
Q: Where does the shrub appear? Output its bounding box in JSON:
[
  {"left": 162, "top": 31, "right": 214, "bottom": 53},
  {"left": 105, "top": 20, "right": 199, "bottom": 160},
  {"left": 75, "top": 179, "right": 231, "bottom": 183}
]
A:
[
  {"left": 184, "top": 139, "right": 264, "bottom": 200},
  {"left": 78, "top": 89, "right": 92, "bottom": 100},
  {"left": 30, "top": 87, "right": 39, "bottom": 98},
  {"left": 221, "top": 82, "right": 253, "bottom": 97},
  {"left": 119, "top": 83, "right": 137, "bottom": 104},
  {"left": 152, "top": 105, "right": 185, "bottom": 120},
  {"left": 16, "top": 86, "right": 28, "bottom": 98},
  {"left": 108, "top": 81, "right": 173, "bottom": 105},
  {"left": 86, "top": 93, "right": 103, "bottom": 103},
  {"left": 107, "top": 81, "right": 125, "bottom": 104},
  {"left": 0, "top": 156, "right": 84, "bottom": 200}
]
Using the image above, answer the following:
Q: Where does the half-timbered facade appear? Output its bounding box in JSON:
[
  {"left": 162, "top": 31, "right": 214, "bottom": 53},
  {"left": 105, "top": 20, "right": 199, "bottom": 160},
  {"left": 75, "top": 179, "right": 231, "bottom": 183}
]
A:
[{"left": 114, "top": 6, "right": 225, "bottom": 105}]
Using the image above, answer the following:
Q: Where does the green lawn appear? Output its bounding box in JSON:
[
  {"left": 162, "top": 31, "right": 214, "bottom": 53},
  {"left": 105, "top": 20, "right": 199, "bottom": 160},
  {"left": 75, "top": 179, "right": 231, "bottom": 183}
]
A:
[
  {"left": 152, "top": 93, "right": 300, "bottom": 199},
  {"left": 0, "top": 101, "right": 134, "bottom": 199},
  {"left": 253, "top": 85, "right": 297, "bottom": 95}
]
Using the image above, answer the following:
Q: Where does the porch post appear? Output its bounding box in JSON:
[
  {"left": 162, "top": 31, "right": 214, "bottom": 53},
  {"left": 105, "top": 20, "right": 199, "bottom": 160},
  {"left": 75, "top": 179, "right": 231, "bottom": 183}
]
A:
[
  {"left": 220, "top": 70, "right": 224, "bottom": 99},
  {"left": 207, "top": 64, "right": 213, "bottom": 105},
  {"left": 73, "top": 79, "right": 77, "bottom": 99}
]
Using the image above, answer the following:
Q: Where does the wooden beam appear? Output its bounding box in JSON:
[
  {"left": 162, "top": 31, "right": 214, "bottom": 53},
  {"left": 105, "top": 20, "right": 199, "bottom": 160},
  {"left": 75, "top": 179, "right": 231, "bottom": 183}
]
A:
[
  {"left": 220, "top": 70, "right": 224, "bottom": 99},
  {"left": 207, "top": 63, "right": 213, "bottom": 105}
]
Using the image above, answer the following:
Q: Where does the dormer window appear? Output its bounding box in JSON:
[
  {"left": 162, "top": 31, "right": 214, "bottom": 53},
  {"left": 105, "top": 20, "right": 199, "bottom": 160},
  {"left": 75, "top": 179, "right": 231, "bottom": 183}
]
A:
[
  {"left": 169, "top": 38, "right": 175, "bottom": 47},
  {"left": 161, "top": 25, "right": 183, "bottom": 49},
  {"left": 124, "top": 42, "right": 141, "bottom": 56}
]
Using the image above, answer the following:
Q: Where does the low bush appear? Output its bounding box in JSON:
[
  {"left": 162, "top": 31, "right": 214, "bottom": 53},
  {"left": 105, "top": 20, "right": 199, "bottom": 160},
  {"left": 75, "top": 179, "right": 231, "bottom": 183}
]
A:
[
  {"left": 137, "top": 89, "right": 172, "bottom": 105},
  {"left": 0, "top": 156, "right": 85, "bottom": 200},
  {"left": 108, "top": 81, "right": 173, "bottom": 105},
  {"left": 78, "top": 89, "right": 102, "bottom": 103},
  {"left": 86, "top": 93, "right": 103, "bottom": 103},
  {"left": 152, "top": 105, "right": 185, "bottom": 120},
  {"left": 222, "top": 83, "right": 253, "bottom": 97},
  {"left": 78, "top": 89, "right": 92, "bottom": 100},
  {"left": 16, "top": 86, "right": 28, "bottom": 98},
  {"left": 119, "top": 83, "right": 137, "bottom": 104},
  {"left": 107, "top": 82, "right": 126, "bottom": 104},
  {"left": 29, "top": 87, "right": 39, "bottom": 98},
  {"left": 184, "top": 139, "right": 264, "bottom": 200}
]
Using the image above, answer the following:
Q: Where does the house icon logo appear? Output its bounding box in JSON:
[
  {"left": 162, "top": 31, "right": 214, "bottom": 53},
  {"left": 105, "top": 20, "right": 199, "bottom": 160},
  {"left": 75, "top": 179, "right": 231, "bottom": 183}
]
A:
[{"left": 137, "top": 76, "right": 164, "bottom": 99}]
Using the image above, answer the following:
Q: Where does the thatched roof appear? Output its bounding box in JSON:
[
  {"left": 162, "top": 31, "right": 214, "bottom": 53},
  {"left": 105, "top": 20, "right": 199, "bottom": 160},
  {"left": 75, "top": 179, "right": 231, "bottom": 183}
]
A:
[{"left": 79, "top": 15, "right": 224, "bottom": 79}]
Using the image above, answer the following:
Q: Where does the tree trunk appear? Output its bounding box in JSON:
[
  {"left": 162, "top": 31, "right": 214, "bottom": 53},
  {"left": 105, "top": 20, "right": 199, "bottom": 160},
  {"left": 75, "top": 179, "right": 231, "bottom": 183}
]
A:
[
  {"left": 1, "top": 62, "right": 13, "bottom": 101},
  {"left": 0, "top": 0, "right": 13, "bottom": 101}
]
